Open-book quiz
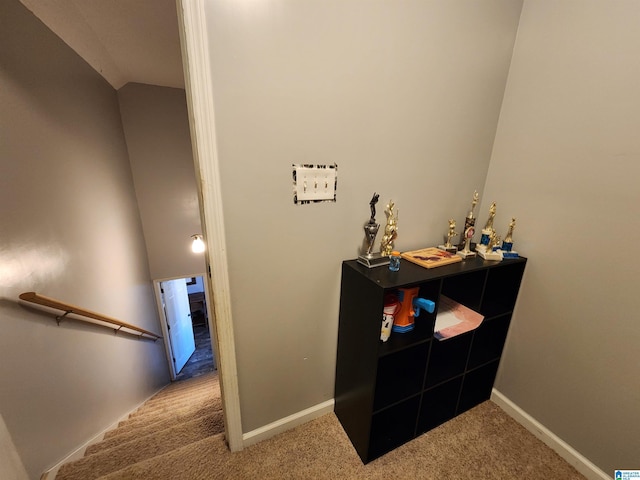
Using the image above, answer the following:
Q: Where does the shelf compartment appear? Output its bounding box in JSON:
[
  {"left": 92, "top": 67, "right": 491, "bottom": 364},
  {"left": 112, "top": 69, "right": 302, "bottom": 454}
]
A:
[
  {"left": 480, "top": 261, "right": 526, "bottom": 317},
  {"left": 458, "top": 359, "right": 500, "bottom": 413},
  {"left": 433, "top": 296, "right": 484, "bottom": 341},
  {"left": 369, "top": 396, "right": 420, "bottom": 461},
  {"left": 441, "top": 269, "right": 486, "bottom": 312},
  {"left": 379, "top": 316, "right": 432, "bottom": 357},
  {"left": 424, "top": 331, "right": 472, "bottom": 388},
  {"left": 378, "top": 280, "right": 439, "bottom": 356},
  {"left": 417, "top": 376, "right": 463, "bottom": 434},
  {"left": 467, "top": 314, "right": 511, "bottom": 369},
  {"left": 374, "top": 343, "right": 429, "bottom": 411}
]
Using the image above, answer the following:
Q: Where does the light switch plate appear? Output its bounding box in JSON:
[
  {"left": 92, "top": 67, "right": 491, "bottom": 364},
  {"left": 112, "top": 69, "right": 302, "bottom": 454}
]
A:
[{"left": 293, "top": 164, "right": 337, "bottom": 204}]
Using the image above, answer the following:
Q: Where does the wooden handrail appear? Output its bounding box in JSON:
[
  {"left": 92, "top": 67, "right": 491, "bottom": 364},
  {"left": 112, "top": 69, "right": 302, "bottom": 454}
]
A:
[{"left": 19, "top": 292, "right": 162, "bottom": 341}]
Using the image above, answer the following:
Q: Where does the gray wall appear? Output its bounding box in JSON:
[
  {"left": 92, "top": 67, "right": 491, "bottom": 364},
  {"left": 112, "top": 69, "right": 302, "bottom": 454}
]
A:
[
  {"left": 204, "top": 0, "right": 524, "bottom": 432},
  {"left": 486, "top": 1, "right": 640, "bottom": 473},
  {"left": 0, "top": 2, "right": 169, "bottom": 478},
  {"left": 118, "top": 83, "right": 206, "bottom": 281}
]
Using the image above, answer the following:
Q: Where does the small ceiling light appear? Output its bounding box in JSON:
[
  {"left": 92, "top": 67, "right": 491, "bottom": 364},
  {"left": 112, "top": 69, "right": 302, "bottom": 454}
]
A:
[{"left": 191, "top": 234, "right": 205, "bottom": 253}]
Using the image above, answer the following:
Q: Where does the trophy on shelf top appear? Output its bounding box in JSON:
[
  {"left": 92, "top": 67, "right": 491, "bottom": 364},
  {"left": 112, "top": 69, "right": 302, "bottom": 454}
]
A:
[
  {"left": 457, "top": 224, "right": 477, "bottom": 259},
  {"left": 438, "top": 219, "right": 459, "bottom": 254},
  {"left": 456, "top": 190, "right": 479, "bottom": 259},
  {"left": 357, "top": 193, "right": 390, "bottom": 268},
  {"left": 500, "top": 217, "right": 519, "bottom": 258},
  {"left": 380, "top": 200, "right": 398, "bottom": 257},
  {"left": 476, "top": 202, "right": 502, "bottom": 261}
]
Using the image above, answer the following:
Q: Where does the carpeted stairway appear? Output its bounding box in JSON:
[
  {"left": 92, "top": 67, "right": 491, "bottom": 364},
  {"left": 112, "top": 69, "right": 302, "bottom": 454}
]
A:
[{"left": 55, "top": 372, "right": 223, "bottom": 480}]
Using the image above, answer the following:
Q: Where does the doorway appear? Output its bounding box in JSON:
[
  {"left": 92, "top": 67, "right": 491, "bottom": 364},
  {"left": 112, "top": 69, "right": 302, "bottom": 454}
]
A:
[{"left": 155, "top": 275, "right": 216, "bottom": 381}]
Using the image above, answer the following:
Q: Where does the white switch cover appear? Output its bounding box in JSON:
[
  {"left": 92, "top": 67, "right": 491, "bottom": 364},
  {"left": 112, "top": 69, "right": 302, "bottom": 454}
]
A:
[{"left": 293, "top": 164, "right": 337, "bottom": 203}]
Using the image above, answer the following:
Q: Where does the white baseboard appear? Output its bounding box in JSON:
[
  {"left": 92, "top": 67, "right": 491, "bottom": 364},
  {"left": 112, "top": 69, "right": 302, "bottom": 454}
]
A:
[
  {"left": 40, "top": 386, "right": 168, "bottom": 480},
  {"left": 40, "top": 421, "right": 118, "bottom": 480},
  {"left": 491, "top": 389, "right": 609, "bottom": 480},
  {"left": 242, "top": 399, "right": 335, "bottom": 448}
]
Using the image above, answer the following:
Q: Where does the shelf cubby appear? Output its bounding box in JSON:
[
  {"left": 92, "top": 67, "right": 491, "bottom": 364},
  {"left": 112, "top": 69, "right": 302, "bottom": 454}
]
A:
[
  {"left": 458, "top": 360, "right": 501, "bottom": 413},
  {"left": 417, "top": 376, "right": 463, "bottom": 434},
  {"left": 369, "top": 396, "right": 420, "bottom": 460},
  {"left": 425, "top": 332, "right": 472, "bottom": 388},
  {"left": 441, "top": 268, "right": 486, "bottom": 312},
  {"left": 467, "top": 313, "right": 511, "bottom": 369},
  {"left": 374, "top": 343, "right": 429, "bottom": 411},
  {"left": 378, "top": 315, "right": 432, "bottom": 357},
  {"left": 480, "top": 261, "right": 526, "bottom": 317}
]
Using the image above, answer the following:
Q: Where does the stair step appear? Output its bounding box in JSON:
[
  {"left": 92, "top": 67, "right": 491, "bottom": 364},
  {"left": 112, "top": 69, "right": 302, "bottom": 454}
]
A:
[
  {"left": 86, "top": 410, "right": 224, "bottom": 455},
  {"left": 150, "top": 373, "right": 218, "bottom": 400},
  {"left": 144, "top": 378, "right": 219, "bottom": 406},
  {"left": 94, "top": 433, "right": 227, "bottom": 480},
  {"left": 129, "top": 388, "right": 216, "bottom": 418},
  {"left": 56, "top": 409, "right": 224, "bottom": 480},
  {"left": 112, "top": 397, "right": 222, "bottom": 433},
  {"left": 98, "top": 407, "right": 220, "bottom": 449}
]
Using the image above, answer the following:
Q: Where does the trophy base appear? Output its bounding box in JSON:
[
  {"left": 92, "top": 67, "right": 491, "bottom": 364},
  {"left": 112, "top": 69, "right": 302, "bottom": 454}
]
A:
[
  {"left": 457, "top": 249, "right": 476, "bottom": 259},
  {"left": 438, "top": 244, "right": 458, "bottom": 254},
  {"left": 501, "top": 250, "right": 519, "bottom": 259},
  {"left": 478, "top": 249, "right": 503, "bottom": 261},
  {"left": 357, "top": 253, "right": 390, "bottom": 268}
]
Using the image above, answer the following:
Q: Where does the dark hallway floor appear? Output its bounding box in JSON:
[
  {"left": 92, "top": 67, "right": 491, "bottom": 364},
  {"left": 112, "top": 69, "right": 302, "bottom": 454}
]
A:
[{"left": 175, "top": 323, "right": 215, "bottom": 381}]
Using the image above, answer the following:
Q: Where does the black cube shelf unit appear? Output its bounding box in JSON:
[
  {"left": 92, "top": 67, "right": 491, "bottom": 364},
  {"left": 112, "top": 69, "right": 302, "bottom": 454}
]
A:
[{"left": 334, "top": 255, "right": 527, "bottom": 463}]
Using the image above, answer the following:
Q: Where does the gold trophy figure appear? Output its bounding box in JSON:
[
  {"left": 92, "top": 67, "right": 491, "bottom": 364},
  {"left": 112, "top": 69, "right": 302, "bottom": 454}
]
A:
[
  {"left": 457, "top": 225, "right": 477, "bottom": 259},
  {"left": 487, "top": 232, "right": 500, "bottom": 251},
  {"left": 503, "top": 218, "right": 516, "bottom": 245},
  {"left": 457, "top": 190, "right": 479, "bottom": 250},
  {"left": 484, "top": 202, "right": 497, "bottom": 230},
  {"left": 438, "top": 219, "right": 459, "bottom": 253},
  {"left": 479, "top": 230, "right": 503, "bottom": 261},
  {"left": 380, "top": 200, "right": 398, "bottom": 257},
  {"left": 477, "top": 202, "right": 497, "bottom": 254},
  {"left": 500, "top": 218, "right": 519, "bottom": 258}
]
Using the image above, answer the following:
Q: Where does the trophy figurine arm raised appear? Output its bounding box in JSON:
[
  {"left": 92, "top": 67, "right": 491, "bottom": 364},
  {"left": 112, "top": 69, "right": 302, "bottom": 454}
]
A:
[
  {"left": 438, "top": 218, "right": 459, "bottom": 253},
  {"left": 500, "top": 217, "right": 519, "bottom": 258},
  {"left": 477, "top": 201, "right": 497, "bottom": 254}
]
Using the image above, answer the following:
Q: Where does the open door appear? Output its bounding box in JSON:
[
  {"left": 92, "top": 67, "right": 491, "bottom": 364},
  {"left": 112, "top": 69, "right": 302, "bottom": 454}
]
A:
[{"left": 162, "top": 278, "right": 196, "bottom": 375}]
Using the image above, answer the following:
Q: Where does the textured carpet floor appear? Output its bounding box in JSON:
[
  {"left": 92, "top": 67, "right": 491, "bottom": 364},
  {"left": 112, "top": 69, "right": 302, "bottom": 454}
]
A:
[
  {"left": 98, "top": 403, "right": 586, "bottom": 479},
  {"left": 56, "top": 372, "right": 587, "bottom": 479}
]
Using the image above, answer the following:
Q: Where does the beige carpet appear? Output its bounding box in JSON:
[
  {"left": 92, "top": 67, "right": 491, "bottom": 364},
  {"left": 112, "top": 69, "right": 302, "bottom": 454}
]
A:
[{"left": 57, "top": 371, "right": 587, "bottom": 480}]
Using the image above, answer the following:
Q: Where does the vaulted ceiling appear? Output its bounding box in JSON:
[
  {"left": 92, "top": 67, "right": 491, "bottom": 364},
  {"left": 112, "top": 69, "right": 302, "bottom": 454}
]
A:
[{"left": 20, "top": 0, "right": 184, "bottom": 90}]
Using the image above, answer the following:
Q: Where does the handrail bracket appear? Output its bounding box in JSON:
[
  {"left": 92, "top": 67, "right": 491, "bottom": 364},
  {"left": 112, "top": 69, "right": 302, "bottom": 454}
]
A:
[{"left": 56, "top": 310, "right": 73, "bottom": 325}]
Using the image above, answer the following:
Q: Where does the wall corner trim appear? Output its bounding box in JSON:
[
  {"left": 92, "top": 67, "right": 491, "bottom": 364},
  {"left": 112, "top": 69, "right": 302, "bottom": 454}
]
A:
[
  {"left": 176, "top": 0, "right": 244, "bottom": 452},
  {"left": 491, "top": 389, "right": 608, "bottom": 480},
  {"left": 242, "top": 399, "right": 335, "bottom": 448}
]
